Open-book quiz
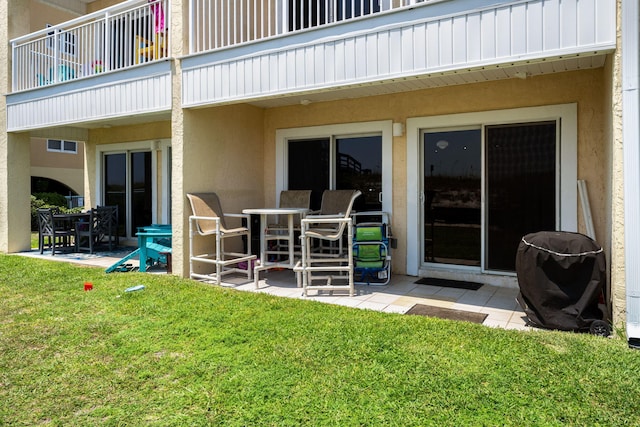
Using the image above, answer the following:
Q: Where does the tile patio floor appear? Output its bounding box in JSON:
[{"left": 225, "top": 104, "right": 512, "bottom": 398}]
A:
[{"left": 17, "top": 248, "right": 532, "bottom": 331}]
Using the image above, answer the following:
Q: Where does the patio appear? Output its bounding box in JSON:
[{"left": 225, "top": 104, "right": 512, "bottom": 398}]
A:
[{"left": 17, "top": 247, "right": 530, "bottom": 331}]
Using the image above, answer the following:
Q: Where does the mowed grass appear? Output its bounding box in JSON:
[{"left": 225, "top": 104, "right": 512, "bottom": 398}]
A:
[{"left": 1, "top": 254, "right": 640, "bottom": 426}]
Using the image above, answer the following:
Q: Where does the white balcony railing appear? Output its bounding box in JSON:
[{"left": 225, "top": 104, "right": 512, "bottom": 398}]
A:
[
  {"left": 189, "top": 0, "right": 413, "bottom": 53},
  {"left": 11, "top": 0, "right": 169, "bottom": 92},
  {"left": 11, "top": 0, "right": 413, "bottom": 92}
]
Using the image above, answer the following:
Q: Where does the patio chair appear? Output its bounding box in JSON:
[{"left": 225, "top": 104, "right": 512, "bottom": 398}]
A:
[
  {"left": 294, "top": 189, "right": 362, "bottom": 296},
  {"left": 352, "top": 212, "right": 392, "bottom": 285},
  {"left": 264, "top": 190, "right": 312, "bottom": 258},
  {"left": 75, "top": 208, "right": 98, "bottom": 254},
  {"left": 96, "top": 205, "right": 119, "bottom": 250},
  {"left": 37, "top": 208, "right": 74, "bottom": 255},
  {"left": 75, "top": 206, "right": 118, "bottom": 253},
  {"left": 187, "top": 192, "right": 256, "bottom": 284},
  {"left": 309, "top": 189, "right": 363, "bottom": 256}
]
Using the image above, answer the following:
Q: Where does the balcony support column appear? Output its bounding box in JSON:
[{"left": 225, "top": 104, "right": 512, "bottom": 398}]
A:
[{"left": 1, "top": 0, "right": 31, "bottom": 253}]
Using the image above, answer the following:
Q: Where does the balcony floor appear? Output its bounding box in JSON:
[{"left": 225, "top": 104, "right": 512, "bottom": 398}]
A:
[{"left": 17, "top": 248, "right": 531, "bottom": 331}]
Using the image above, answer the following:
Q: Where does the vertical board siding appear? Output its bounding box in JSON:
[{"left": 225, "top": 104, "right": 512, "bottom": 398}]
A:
[
  {"left": 7, "top": 73, "right": 171, "bottom": 131},
  {"left": 182, "top": 0, "right": 615, "bottom": 107}
]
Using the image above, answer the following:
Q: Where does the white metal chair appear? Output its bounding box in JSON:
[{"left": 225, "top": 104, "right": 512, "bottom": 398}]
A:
[
  {"left": 294, "top": 189, "right": 362, "bottom": 296},
  {"left": 264, "top": 190, "right": 311, "bottom": 258},
  {"left": 187, "top": 192, "right": 256, "bottom": 284}
]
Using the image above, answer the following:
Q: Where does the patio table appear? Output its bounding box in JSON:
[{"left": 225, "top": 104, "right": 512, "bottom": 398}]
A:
[
  {"left": 53, "top": 211, "right": 91, "bottom": 249},
  {"left": 242, "top": 207, "right": 309, "bottom": 288}
]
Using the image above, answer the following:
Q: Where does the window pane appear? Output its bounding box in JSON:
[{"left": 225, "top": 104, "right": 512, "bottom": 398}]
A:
[
  {"left": 336, "top": 136, "right": 382, "bottom": 212},
  {"left": 63, "top": 141, "right": 77, "bottom": 153},
  {"left": 47, "top": 139, "right": 62, "bottom": 151},
  {"left": 485, "top": 122, "right": 556, "bottom": 271},
  {"left": 423, "top": 129, "right": 481, "bottom": 266},
  {"left": 131, "top": 151, "right": 152, "bottom": 234},
  {"left": 104, "top": 153, "right": 126, "bottom": 237},
  {"left": 288, "top": 139, "right": 330, "bottom": 210}
]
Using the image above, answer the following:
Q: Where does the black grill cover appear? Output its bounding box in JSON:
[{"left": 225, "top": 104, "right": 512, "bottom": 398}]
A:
[{"left": 515, "top": 231, "right": 606, "bottom": 332}]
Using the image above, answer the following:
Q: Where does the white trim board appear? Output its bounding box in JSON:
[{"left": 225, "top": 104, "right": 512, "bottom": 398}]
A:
[{"left": 406, "top": 103, "right": 578, "bottom": 277}]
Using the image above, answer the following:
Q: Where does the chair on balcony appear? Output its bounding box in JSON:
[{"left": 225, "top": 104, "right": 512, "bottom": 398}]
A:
[
  {"left": 135, "top": 32, "right": 166, "bottom": 64},
  {"left": 294, "top": 189, "right": 362, "bottom": 297},
  {"left": 37, "top": 208, "right": 74, "bottom": 255},
  {"left": 187, "top": 192, "right": 256, "bottom": 284}
]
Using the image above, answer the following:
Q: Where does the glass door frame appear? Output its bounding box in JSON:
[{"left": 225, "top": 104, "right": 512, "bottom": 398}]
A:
[
  {"left": 406, "top": 104, "right": 577, "bottom": 279},
  {"left": 275, "top": 120, "right": 393, "bottom": 215},
  {"left": 95, "top": 139, "right": 171, "bottom": 240},
  {"left": 421, "top": 125, "right": 483, "bottom": 271}
]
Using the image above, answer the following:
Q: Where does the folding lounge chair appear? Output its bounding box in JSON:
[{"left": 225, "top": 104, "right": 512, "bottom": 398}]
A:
[
  {"left": 352, "top": 212, "right": 391, "bottom": 285},
  {"left": 187, "top": 192, "right": 256, "bottom": 284},
  {"left": 294, "top": 189, "right": 362, "bottom": 296}
]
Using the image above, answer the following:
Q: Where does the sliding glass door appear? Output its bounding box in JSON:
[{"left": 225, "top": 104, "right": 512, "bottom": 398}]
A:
[
  {"left": 103, "top": 150, "right": 152, "bottom": 239},
  {"left": 421, "top": 121, "right": 557, "bottom": 273}
]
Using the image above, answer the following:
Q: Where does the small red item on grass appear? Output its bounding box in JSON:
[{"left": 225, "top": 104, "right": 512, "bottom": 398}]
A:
[{"left": 84, "top": 282, "right": 93, "bottom": 291}]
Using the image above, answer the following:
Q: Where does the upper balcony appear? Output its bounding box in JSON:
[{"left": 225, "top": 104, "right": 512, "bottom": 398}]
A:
[
  {"left": 7, "top": 0, "right": 617, "bottom": 131},
  {"left": 11, "top": 0, "right": 170, "bottom": 92},
  {"left": 182, "top": 0, "right": 617, "bottom": 108}
]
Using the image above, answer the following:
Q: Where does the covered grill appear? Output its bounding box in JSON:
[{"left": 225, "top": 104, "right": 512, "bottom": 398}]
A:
[{"left": 515, "top": 231, "right": 609, "bottom": 335}]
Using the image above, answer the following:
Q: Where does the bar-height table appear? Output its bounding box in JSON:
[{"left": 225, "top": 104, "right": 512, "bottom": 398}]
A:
[{"left": 242, "top": 207, "right": 308, "bottom": 288}]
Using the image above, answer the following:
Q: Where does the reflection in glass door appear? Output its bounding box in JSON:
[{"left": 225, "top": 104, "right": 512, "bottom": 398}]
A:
[
  {"left": 104, "top": 153, "right": 126, "bottom": 238},
  {"left": 421, "top": 122, "right": 558, "bottom": 273},
  {"left": 423, "top": 129, "right": 481, "bottom": 266},
  {"left": 336, "top": 136, "right": 382, "bottom": 212},
  {"left": 103, "top": 151, "right": 152, "bottom": 239},
  {"left": 288, "top": 138, "right": 330, "bottom": 210},
  {"left": 288, "top": 135, "right": 382, "bottom": 212},
  {"left": 131, "top": 151, "right": 152, "bottom": 235}
]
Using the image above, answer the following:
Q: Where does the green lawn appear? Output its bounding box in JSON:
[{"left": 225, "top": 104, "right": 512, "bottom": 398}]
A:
[{"left": 1, "top": 254, "right": 639, "bottom": 426}]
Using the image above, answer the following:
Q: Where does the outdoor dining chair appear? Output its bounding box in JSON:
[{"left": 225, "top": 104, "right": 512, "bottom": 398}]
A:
[
  {"left": 96, "top": 205, "right": 119, "bottom": 250},
  {"left": 37, "top": 208, "right": 75, "bottom": 255},
  {"left": 294, "top": 189, "right": 362, "bottom": 297},
  {"left": 75, "top": 208, "right": 98, "bottom": 254},
  {"left": 75, "top": 206, "right": 118, "bottom": 253},
  {"left": 187, "top": 192, "right": 256, "bottom": 284}
]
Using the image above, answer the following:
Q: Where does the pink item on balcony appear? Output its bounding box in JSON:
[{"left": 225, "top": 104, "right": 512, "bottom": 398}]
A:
[{"left": 149, "top": 0, "right": 165, "bottom": 34}]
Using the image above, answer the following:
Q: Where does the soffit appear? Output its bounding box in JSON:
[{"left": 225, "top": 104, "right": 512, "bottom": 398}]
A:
[{"left": 245, "top": 53, "right": 608, "bottom": 109}]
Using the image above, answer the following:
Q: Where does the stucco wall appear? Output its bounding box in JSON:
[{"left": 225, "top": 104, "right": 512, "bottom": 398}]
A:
[
  {"left": 29, "top": 0, "right": 77, "bottom": 32},
  {"left": 1, "top": 1, "right": 33, "bottom": 253},
  {"left": 610, "top": 0, "right": 626, "bottom": 331},
  {"left": 264, "top": 68, "right": 611, "bottom": 279},
  {"left": 30, "top": 138, "right": 84, "bottom": 195},
  {"left": 174, "top": 104, "right": 265, "bottom": 277}
]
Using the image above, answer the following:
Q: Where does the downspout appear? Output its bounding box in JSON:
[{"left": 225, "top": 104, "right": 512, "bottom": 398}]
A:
[{"left": 623, "top": 0, "right": 640, "bottom": 348}]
